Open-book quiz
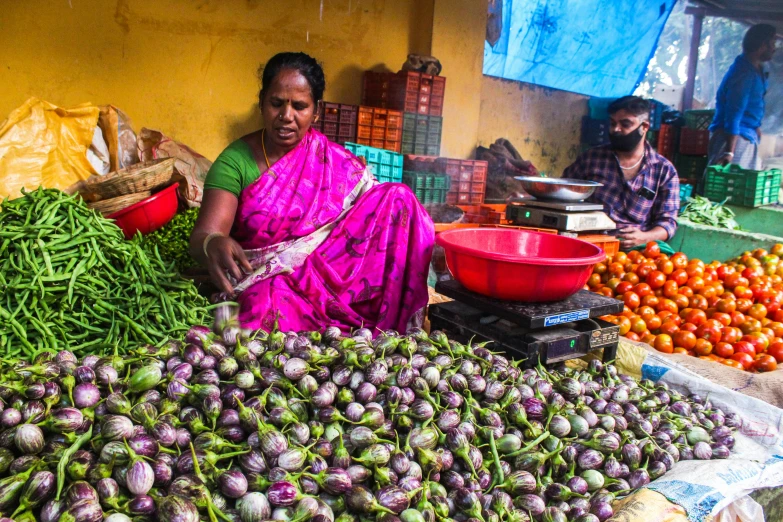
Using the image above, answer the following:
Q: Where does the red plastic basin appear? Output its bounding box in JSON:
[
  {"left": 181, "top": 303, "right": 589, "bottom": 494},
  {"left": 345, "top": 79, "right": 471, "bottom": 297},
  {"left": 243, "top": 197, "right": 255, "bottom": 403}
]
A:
[
  {"left": 108, "top": 183, "right": 179, "bottom": 240},
  {"left": 436, "top": 228, "right": 606, "bottom": 302}
]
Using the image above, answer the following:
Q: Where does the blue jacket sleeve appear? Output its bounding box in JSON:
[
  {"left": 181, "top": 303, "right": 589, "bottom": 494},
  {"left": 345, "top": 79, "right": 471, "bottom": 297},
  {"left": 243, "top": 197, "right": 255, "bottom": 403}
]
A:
[{"left": 723, "top": 69, "right": 754, "bottom": 136}]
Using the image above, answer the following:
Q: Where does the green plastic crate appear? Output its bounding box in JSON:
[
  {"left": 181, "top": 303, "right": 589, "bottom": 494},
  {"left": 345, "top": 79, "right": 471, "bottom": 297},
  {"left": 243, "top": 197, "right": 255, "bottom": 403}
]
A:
[
  {"left": 344, "top": 142, "right": 403, "bottom": 183},
  {"left": 403, "top": 171, "right": 451, "bottom": 204},
  {"left": 674, "top": 154, "right": 708, "bottom": 180},
  {"left": 403, "top": 113, "right": 417, "bottom": 133},
  {"left": 684, "top": 110, "right": 715, "bottom": 130},
  {"left": 426, "top": 145, "right": 441, "bottom": 156},
  {"left": 704, "top": 164, "right": 781, "bottom": 207}
]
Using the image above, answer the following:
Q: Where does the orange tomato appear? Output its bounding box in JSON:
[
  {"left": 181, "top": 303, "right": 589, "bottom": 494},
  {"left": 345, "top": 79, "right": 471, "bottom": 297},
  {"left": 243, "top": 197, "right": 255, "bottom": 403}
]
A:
[
  {"left": 714, "top": 342, "right": 735, "bottom": 358},
  {"left": 632, "top": 283, "right": 653, "bottom": 297},
  {"left": 673, "top": 330, "right": 697, "bottom": 350},
  {"left": 673, "top": 347, "right": 689, "bottom": 354},
  {"left": 749, "top": 303, "right": 768, "bottom": 321},
  {"left": 716, "top": 299, "right": 737, "bottom": 314},
  {"left": 671, "top": 269, "right": 689, "bottom": 286},
  {"left": 736, "top": 298, "right": 754, "bottom": 313},
  {"left": 645, "top": 315, "right": 662, "bottom": 331},
  {"left": 657, "top": 299, "right": 679, "bottom": 314},
  {"left": 687, "top": 277, "right": 705, "bottom": 292},
  {"left": 754, "top": 354, "right": 778, "bottom": 372},
  {"left": 659, "top": 321, "right": 680, "bottom": 336},
  {"left": 641, "top": 295, "right": 660, "bottom": 308},
  {"left": 617, "top": 317, "right": 632, "bottom": 335},
  {"left": 663, "top": 280, "right": 679, "bottom": 298},
  {"left": 710, "top": 312, "right": 732, "bottom": 327},
  {"left": 657, "top": 259, "right": 675, "bottom": 275},
  {"left": 623, "top": 291, "right": 641, "bottom": 310},
  {"left": 689, "top": 295, "right": 709, "bottom": 311},
  {"left": 683, "top": 309, "right": 708, "bottom": 326},
  {"left": 671, "top": 252, "right": 689, "bottom": 269},
  {"left": 644, "top": 241, "right": 662, "bottom": 259},
  {"left": 653, "top": 334, "right": 674, "bottom": 353},
  {"left": 597, "top": 287, "right": 614, "bottom": 297},
  {"left": 622, "top": 272, "right": 641, "bottom": 284},
  {"left": 647, "top": 271, "right": 667, "bottom": 289},
  {"left": 723, "top": 359, "right": 745, "bottom": 370},
  {"left": 625, "top": 331, "right": 641, "bottom": 342},
  {"left": 641, "top": 332, "right": 657, "bottom": 345},
  {"left": 679, "top": 286, "right": 694, "bottom": 298}
]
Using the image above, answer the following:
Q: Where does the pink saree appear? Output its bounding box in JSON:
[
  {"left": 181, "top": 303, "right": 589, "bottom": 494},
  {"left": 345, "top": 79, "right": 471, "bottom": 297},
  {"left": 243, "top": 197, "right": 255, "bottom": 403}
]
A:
[{"left": 229, "top": 129, "right": 434, "bottom": 333}]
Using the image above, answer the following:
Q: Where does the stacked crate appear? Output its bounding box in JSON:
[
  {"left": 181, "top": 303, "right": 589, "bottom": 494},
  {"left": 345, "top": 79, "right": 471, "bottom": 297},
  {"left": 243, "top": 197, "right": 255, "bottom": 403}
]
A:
[
  {"left": 356, "top": 107, "right": 403, "bottom": 153},
  {"left": 401, "top": 113, "right": 442, "bottom": 156},
  {"left": 313, "top": 103, "right": 358, "bottom": 145},
  {"left": 674, "top": 109, "right": 714, "bottom": 185},
  {"left": 344, "top": 142, "right": 403, "bottom": 183},
  {"left": 363, "top": 71, "right": 446, "bottom": 116},
  {"left": 436, "top": 158, "right": 488, "bottom": 205},
  {"left": 704, "top": 164, "right": 781, "bottom": 207},
  {"left": 363, "top": 70, "right": 446, "bottom": 158}
]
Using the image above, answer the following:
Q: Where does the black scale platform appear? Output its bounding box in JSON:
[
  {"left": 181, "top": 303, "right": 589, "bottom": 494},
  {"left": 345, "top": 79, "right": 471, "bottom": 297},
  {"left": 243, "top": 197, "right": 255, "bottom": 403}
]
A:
[{"left": 430, "top": 280, "right": 625, "bottom": 368}]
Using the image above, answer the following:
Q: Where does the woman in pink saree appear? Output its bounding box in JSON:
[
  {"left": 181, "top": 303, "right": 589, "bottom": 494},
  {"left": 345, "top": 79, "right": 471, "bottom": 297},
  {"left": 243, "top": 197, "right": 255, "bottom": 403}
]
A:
[{"left": 190, "top": 52, "right": 434, "bottom": 333}]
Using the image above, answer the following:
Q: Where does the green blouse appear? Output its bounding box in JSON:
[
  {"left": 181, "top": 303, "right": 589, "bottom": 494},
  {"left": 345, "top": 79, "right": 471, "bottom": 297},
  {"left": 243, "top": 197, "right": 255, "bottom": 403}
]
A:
[{"left": 203, "top": 140, "right": 262, "bottom": 197}]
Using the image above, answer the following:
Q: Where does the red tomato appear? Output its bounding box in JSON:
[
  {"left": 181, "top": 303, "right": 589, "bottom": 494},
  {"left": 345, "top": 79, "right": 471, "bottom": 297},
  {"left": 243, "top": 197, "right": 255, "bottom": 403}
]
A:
[
  {"left": 721, "top": 326, "right": 742, "bottom": 344},
  {"left": 632, "top": 283, "right": 653, "bottom": 297},
  {"left": 696, "top": 323, "right": 722, "bottom": 345},
  {"left": 644, "top": 241, "right": 662, "bottom": 259},
  {"left": 733, "top": 341, "right": 756, "bottom": 357},
  {"left": 671, "top": 269, "right": 689, "bottom": 286},
  {"left": 754, "top": 354, "right": 778, "bottom": 373},
  {"left": 766, "top": 341, "right": 783, "bottom": 363},
  {"left": 646, "top": 271, "right": 667, "bottom": 289},
  {"left": 730, "top": 352, "right": 754, "bottom": 370}
]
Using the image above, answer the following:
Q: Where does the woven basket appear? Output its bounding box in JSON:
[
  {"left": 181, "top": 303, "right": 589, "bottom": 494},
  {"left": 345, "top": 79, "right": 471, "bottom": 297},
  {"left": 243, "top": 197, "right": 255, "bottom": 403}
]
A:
[
  {"left": 81, "top": 158, "right": 176, "bottom": 199},
  {"left": 86, "top": 191, "right": 152, "bottom": 216}
]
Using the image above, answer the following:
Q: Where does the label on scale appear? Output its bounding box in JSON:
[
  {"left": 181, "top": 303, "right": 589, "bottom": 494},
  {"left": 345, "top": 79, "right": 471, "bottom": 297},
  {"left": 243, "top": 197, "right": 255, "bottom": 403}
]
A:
[{"left": 544, "top": 309, "right": 590, "bottom": 327}]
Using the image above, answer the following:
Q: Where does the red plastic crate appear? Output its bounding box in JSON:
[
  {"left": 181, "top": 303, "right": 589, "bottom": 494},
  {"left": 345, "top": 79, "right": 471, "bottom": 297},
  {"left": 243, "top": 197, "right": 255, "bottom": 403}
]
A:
[
  {"left": 338, "top": 124, "right": 356, "bottom": 140},
  {"left": 446, "top": 193, "right": 458, "bottom": 204},
  {"left": 469, "top": 193, "right": 484, "bottom": 204},
  {"left": 471, "top": 182, "right": 485, "bottom": 193},
  {"left": 679, "top": 128, "right": 709, "bottom": 155},
  {"left": 322, "top": 122, "right": 338, "bottom": 135},
  {"left": 657, "top": 124, "right": 679, "bottom": 161},
  {"left": 362, "top": 71, "right": 446, "bottom": 117}
]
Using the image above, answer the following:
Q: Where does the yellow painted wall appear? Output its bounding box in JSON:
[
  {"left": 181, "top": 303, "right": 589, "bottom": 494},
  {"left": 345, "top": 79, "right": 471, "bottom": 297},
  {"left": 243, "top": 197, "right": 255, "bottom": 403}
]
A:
[
  {"left": 478, "top": 76, "right": 588, "bottom": 177},
  {"left": 0, "top": 0, "right": 434, "bottom": 161},
  {"left": 430, "top": 0, "right": 487, "bottom": 159}
]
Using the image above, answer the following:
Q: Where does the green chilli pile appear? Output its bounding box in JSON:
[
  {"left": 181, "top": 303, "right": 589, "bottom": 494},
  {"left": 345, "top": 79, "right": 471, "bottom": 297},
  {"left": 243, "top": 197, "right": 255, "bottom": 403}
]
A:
[
  {"left": 142, "top": 208, "right": 200, "bottom": 273},
  {"left": 0, "top": 188, "right": 211, "bottom": 358}
]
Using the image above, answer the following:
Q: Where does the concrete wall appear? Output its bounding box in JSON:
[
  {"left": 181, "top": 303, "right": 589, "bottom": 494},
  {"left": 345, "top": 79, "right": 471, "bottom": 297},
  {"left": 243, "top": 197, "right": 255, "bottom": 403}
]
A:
[
  {"left": 478, "top": 76, "right": 588, "bottom": 176},
  {"left": 0, "top": 0, "right": 586, "bottom": 170},
  {"left": 0, "top": 0, "right": 434, "bottom": 160},
  {"left": 728, "top": 205, "right": 783, "bottom": 238}
]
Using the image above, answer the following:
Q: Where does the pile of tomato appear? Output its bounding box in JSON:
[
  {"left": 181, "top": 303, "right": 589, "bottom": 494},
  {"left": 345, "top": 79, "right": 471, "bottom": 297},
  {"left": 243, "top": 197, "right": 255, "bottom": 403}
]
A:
[{"left": 587, "top": 241, "right": 783, "bottom": 372}]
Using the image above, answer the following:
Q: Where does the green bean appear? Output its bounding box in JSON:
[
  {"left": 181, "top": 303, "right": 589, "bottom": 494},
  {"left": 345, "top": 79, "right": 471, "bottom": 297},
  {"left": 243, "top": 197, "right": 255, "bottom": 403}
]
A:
[{"left": 0, "top": 189, "right": 210, "bottom": 359}]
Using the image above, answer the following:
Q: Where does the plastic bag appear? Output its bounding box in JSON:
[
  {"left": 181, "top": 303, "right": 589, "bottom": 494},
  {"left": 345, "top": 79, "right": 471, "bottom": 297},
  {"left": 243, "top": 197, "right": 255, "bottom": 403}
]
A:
[
  {"left": 713, "top": 496, "right": 764, "bottom": 522},
  {"left": 0, "top": 97, "right": 99, "bottom": 199},
  {"left": 86, "top": 125, "right": 111, "bottom": 175},
  {"left": 98, "top": 105, "right": 139, "bottom": 171},
  {"left": 137, "top": 127, "right": 211, "bottom": 208}
]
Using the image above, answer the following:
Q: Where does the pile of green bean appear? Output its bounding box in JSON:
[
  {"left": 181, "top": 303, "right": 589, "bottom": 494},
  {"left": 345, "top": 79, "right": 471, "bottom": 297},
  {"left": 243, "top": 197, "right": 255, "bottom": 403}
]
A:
[
  {"left": 142, "top": 207, "right": 199, "bottom": 272},
  {"left": 0, "top": 188, "right": 212, "bottom": 359},
  {"left": 679, "top": 196, "right": 741, "bottom": 230}
]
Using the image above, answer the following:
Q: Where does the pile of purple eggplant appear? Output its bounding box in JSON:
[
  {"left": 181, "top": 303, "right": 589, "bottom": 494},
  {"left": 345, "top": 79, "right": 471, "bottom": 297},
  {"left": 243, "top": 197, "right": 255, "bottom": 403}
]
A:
[{"left": 0, "top": 315, "right": 739, "bottom": 522}]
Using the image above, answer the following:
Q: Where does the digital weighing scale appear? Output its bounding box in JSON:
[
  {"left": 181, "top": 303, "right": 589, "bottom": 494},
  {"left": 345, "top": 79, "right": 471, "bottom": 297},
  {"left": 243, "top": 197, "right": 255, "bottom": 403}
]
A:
[
  {"left": 429, "top": 280, "right": 624, "bottom": 368},
  {"left": 506, "top": 199, "right": 617, "bottom": 233}
]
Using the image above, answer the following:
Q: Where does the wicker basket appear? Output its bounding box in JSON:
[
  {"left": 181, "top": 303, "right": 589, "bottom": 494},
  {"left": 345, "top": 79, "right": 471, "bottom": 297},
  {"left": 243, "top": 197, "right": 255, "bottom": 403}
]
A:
[
  {"left": 81, "top": 158, "right": 176, "bottom": 200},
  {"left": 86, "top": 191, "right": 152, "bottom": 216}
]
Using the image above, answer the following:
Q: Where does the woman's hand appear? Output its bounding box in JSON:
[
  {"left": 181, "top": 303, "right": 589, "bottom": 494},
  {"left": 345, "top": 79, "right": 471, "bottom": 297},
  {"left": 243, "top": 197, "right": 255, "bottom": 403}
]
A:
[{"left": 204, "top": 236, "right": 253, "bottom": 294}]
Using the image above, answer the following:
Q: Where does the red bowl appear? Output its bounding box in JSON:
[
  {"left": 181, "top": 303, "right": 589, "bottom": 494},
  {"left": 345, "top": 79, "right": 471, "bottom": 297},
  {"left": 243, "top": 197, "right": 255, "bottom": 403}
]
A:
[
  {"left": 108, "top": 183, "right": 179, "bottom": 239},
  {"left": 436, "top": 228, "right": 606, "bottom": 302}
]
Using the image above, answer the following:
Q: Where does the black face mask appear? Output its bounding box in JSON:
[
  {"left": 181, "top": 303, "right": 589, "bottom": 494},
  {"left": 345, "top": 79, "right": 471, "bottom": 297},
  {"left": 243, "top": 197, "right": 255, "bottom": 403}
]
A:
[{"left": 609, "top": 125, "right": 644, "bottom": 152}]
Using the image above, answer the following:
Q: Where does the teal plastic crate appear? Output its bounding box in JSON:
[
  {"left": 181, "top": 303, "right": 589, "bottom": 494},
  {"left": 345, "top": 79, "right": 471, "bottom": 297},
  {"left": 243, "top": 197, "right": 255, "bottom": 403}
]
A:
[
  {"left": 344, "top": 142, "right": 403, "bottom": 183},
  {"left": 704, "top": 164, "right": 782, "bottom": 207},
  {"left": 680, "top": 183, "right": 693, "bottom": 202},
  {"left": 402, "top": 171, "right": 451, "bottom": 204}
]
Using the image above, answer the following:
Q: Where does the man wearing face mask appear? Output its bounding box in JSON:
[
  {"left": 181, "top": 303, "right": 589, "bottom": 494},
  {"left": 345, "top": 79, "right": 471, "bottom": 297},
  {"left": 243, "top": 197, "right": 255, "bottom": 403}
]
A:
[{"left": 564, "top": 96, "right": 679, "bottom": 250}]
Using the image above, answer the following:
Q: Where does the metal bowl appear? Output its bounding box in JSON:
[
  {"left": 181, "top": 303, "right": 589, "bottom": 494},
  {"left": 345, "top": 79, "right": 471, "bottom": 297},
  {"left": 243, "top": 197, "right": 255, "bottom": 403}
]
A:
[{"left": 514, "top": 176, "right": 603, "bottom": 202}]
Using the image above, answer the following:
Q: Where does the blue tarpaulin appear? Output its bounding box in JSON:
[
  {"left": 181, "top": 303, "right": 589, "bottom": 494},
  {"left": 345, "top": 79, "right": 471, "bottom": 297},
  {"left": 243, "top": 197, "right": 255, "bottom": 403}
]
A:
[{"left": 484, "top": 0, "right": 677, "bottom": 98}]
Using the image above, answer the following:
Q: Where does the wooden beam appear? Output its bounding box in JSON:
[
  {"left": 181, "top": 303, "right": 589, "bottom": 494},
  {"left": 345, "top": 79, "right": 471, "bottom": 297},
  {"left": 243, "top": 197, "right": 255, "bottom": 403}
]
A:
[
  {"left": 686, "top": 6, "right": 783, "bottom": 21},
  {"left": 683, "top": 12, "right": 704, "bottom": 111}
]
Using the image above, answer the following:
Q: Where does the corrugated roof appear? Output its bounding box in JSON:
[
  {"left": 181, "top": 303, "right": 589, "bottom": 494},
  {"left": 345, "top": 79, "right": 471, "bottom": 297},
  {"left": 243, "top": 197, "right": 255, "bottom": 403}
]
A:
[{"left": 688, "top": 0, "right": 783, "bottom": 35}]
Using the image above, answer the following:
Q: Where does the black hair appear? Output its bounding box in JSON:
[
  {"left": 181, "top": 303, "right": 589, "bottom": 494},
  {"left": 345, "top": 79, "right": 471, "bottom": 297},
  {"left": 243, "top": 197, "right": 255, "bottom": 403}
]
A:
[
  {"left": 608, "top": 96, "right": 650, "bottom": 121},
  {"left": 743, "top": 24, "right": 776, "bottom": 54},
  {"left": 258, "top": 52, "right": 326, "bottom": 108}
]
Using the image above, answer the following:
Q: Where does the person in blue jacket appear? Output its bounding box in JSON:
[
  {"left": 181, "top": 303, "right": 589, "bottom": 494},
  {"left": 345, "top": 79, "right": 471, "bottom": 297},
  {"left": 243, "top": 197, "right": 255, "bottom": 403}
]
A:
[{"left": 708, "top": 24, "right": 776, "bottom": 170}]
